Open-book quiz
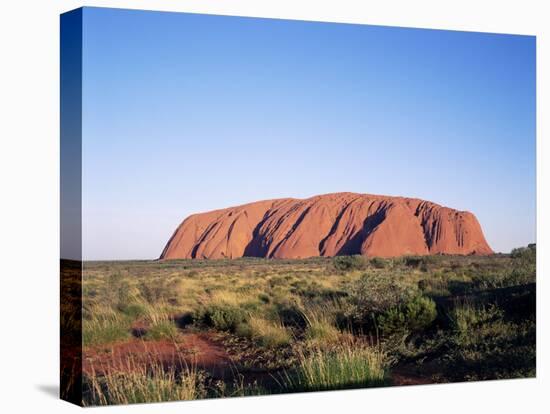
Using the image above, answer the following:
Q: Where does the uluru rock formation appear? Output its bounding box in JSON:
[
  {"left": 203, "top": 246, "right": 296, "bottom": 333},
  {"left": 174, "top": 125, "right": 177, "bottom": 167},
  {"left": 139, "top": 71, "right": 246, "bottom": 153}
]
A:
[{"left": 160, "top": 193, "right": 493, "bottom": 260}]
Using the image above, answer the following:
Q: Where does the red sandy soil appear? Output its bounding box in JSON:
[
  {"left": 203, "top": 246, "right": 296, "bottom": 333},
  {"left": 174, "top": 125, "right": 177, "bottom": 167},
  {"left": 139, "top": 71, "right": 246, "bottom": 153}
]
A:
[
  {"left": 391, "top": 363, "right": 443, "bottom": 386},
  {"left": 161, "top": 192, "right": 493, "bottom": 259},
  {"left": 83, "top": 329, "right": 440, "bottom": 387},
  {"left": 83, "top": 332, "right": 288, "bottom": 387},
  {"left": 83, "top": 332, "right": 233, "bottom": 378}
]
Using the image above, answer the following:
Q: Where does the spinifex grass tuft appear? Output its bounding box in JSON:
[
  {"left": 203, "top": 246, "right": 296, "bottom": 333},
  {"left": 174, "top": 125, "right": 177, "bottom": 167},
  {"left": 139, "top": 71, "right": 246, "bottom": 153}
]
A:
[
  {"left": 301, "top": 304, "right": 343, "bottom": 348},
  {"left": 246, "top": 316, "right": 292, "bottom": 348},
  {"left": 283, "top": 340, "right": 389, "bottom": 391},
  {"left": 140, "top": 300, "right": 178, "bottom": 340},
  {"left": 83, "top": 307, "right": 131, "bottom": 346},
  {"left": 84, "top": 358, "right": 205, "bottom": 405}
]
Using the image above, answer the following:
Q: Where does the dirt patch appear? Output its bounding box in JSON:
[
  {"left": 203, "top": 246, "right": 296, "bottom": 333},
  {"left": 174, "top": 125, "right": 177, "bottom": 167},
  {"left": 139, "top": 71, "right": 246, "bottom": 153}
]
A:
[
  {"left": 83, "top": 332, "right": 233, "bottom": 379},
  {"left": 391, "top": 362, "right": 445, "bottom": 386}
]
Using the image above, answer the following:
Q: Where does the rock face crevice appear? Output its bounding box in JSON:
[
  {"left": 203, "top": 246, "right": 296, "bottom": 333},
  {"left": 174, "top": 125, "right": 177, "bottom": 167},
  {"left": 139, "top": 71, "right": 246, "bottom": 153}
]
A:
[{"left": 160, "top": 192, "right": 493, "bottom": 259}]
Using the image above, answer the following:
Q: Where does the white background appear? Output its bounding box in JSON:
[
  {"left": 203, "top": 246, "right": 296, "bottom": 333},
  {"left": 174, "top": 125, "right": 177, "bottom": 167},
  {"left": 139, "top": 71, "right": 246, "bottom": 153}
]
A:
[{"left": 0, "top": 0, "right": 548, "bottom": 412}]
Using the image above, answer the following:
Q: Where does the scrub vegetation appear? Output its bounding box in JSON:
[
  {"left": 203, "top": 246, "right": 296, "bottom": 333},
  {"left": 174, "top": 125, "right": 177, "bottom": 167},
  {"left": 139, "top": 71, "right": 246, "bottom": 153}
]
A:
[{"left": 77, "top": 245, "right": 536, "bottom": 405}]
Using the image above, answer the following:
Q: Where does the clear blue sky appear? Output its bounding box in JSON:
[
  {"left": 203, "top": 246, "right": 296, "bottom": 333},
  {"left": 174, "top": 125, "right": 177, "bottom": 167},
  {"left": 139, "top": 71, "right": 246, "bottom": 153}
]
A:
[{"left": 80, "top": 7, "right": 536, "bottom": 260}]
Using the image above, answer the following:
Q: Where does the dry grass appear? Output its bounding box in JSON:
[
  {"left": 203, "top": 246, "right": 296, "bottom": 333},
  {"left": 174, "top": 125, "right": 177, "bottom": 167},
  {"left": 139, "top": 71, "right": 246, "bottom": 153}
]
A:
[
  {"left": 285, "top": 339, "right": 389, "bottom": 391},
  {"left": 82, "top": 307, "right": 131, "bottom": 346},
  {"left": 246, "top": 316, "right": 292, "bottom": 348},
  {"left": 84, "top": 358, "right": 205, "bottom": 405},
  {"left": 79, "top": 252, "right": 536, "bottom": 404}
]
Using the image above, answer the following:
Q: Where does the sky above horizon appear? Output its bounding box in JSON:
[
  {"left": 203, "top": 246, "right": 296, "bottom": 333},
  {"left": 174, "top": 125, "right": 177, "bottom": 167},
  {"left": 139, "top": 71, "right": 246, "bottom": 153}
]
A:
[{"left": 79, "top": 7, "right": 536, "bottom": 260}]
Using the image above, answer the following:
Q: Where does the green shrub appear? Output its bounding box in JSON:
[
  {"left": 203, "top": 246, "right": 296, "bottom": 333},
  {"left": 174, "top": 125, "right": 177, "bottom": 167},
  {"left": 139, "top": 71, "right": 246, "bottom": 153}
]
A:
[
  {"left": 404, "top": 256, "right": 435, "bottom": 271},
  {"left": 275, "top": 301, "right": 307, "bottom": 328},
  {"left": 378, "top": 296, "right": 437, "bottom": 336},
  {"left": 450, "top": 302, "right": 503, "bottom": 339},
  {"left": 404, "top": 256, "right": 423, "bottom": 268},
  {"left": 199, "top": 304, "right": 248, "bottom": 332},
  {"left": 405, "top": 296, "right": 437, "bottom": 331},
  {"left": 446, "top": 302, "right": 535, "bottom": 380},
  {"left": 471, "top": 269, "right": 534, "bottom": 290},
  {"left": 234, "top": 322, "right": 253, "bottom": 338},
  {"left": 511, "top": 244, "right": 536, "bottom": 262},
  {"left": 347, "top": 272, "right": 417, "bottom": 326},
  {"left": 332, "top": 255, "right": 367, "bottom": 272},
  {"left": 417, "top": 277, "right": 450, "bottom": 296},
  {"left": 369, "top": 257, "right": 387, "bottom": 269}
]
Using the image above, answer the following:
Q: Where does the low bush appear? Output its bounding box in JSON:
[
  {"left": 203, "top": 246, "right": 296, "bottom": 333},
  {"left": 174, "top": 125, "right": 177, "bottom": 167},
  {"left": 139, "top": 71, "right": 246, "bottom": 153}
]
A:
[
  {"left": 404, "top": 256, "right": 435, "bottom": 271},
  {"left": 450, "top": 302, "right": 503, "bottom": 340},
  {"left": 345, "top": 272, "right": 417, "bottom": 329},
  {"left": 417, "top": 277, "right": 451, "bottom": 296},
  {"left": 369, "top": 257, "right": 387, "bottom": 269},
  {"left": 445, "top": 301, "right": 536, "bottom": 380},
  {"left": 510, "top": 244, "right": 536, "bottom": 262},
  {"left": 471, "top": 269, "right": 534, "bottom": 290},
  {"left": 404, "top": 256, "right": 423, "bottom": 268},
  {"left": 332, "top": 255, "right": 367, "bottom": 272},
  {"left": 198, "top": 304, "right": 248, "bottom": 332},
  {"left": 275, "top": 301, "right": 307, "bottom": 328},
  {"left": 378, "top": 296, "right": 437, "bottom": 336}
]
